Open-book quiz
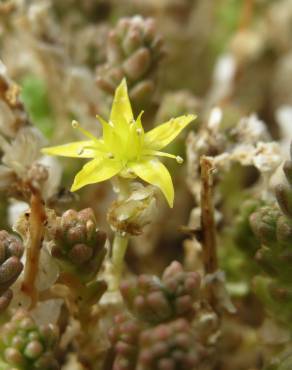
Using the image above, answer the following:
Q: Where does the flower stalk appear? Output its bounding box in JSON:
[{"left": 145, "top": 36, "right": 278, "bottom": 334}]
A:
[{"left": 110, "top": 233, "right": 129, "bottom": 291}]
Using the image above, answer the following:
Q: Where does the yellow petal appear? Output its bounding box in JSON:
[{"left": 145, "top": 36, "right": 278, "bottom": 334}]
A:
[
  {"left": 96, "top": 115, "right": 115, "bottom": 148},
  {"left": 42, "top": 141, "right": 98, "bottom": 158},
  {"left": 71, "top": 157, "right": 123, "bottom": 191},
  {"left": 129, "top": 159, "right": 174, "bottom": 207},
  {"left": 144, "top": 114, "right": 196, "bottom": 150},
  {"left": 110, "top": 78, "right": 133, "bottom": 129},
  {"left": 127, "top": 111, "right": 145, "bottom": 159}
]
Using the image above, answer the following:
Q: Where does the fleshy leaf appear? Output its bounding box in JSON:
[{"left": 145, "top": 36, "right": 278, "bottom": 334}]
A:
[
  {"left": 42, "top": 141, "right": 100, "bottom": 158},
  {"left": 129, "top": 159, "right": 174, "bottom": 207},
  {"left": 71, "top": 157, "right": 123, "bottom": 191},
  {"left": 144, "top": 114, "right": 196, "bottom": 150}
]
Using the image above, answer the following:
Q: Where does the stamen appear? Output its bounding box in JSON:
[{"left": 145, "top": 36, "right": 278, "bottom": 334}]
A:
[
  {"left": 96, "top": 115, "right": 112, "bottom": 130},
  {"left": 127, "top": 169, "right": 135, "bottom": 176},
  {"left": 136, "top": 128, "right": 143, "bottom": 135},
  {"left": 77, "top": 145, "right": 98, "bottom": 155},
  {"left": 108, "top": 153, "right": 114, "bottom": 159},
  {"left": 143, "top": 149, "right": 182, "bottom": 162},
  {"left": 72, "top": 120, "right": 99, "bottom": 142},
  {"left": 72, "top": 120, "right": 78, "bottom": 128},
  {"left": 77, "top": 148, "right": 84, "bottom": 155}
]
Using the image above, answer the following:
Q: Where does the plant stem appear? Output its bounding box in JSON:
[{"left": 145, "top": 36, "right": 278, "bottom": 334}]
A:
[
  {"left": 21, "top": 188, "right": 46, "bottom": 309},
  {"left": 108, "top": 176, "right": 132, "bottom": 291},
  {"left": 200, "top": 156, "right": 219, "bottom": 312},
  {"left": 110, "top": 233, "right": 129, "bottom": 291},
  {"left": 200, "top": 156, "right": 218, "bottom": 275}
]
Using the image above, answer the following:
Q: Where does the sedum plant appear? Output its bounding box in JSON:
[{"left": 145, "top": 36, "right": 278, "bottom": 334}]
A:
[
  {"left": 0, "top": 310, "right": 59, "bottom": 370},
  {"left": 43, "top": 78, "right": 196, "bottom": 289},
  {"left": 3, "top": 2, "right": 292, "bottom": 369}
]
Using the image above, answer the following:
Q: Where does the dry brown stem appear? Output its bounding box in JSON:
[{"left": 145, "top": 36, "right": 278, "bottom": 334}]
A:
[
  {"left": 21, "top": 188, "right": 46, "bottom": 309},
  {"left": 200, "top": 156, "right": 218, "bottom": 275}
]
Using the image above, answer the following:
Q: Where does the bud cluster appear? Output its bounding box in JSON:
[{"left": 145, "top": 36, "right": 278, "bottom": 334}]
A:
[
  {"left": 0, "top": 230, "right": 24, "bottom": 313},
  {"left": 249, "top": 150, "right": 292, "bottom": 283},
  {"left": 96, "top": 16, "right": 164, "bottom": 109},
  {"left": 108, "top": 313, "right": 142, "bottom": 370},
  {"left": 249, "top": 145, "right": 292, "bottom": 326},
  {"left": 51, "top": 208, "right": 106, "bottom": 277},
  {"left": 120, "top": 261, "right": 201, "bottom": 324},
  {"left": 109, "top": 314, "right": 205, "bottom": 370},
  {"left": 0, "top": 310, "right": 59, "bottom": 370},
  {"left": 137, "top": 318, "right": 204, "bottom": 370}
]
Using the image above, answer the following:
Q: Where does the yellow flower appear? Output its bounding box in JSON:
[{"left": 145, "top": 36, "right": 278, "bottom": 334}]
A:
[{"left": 42, "top": 79, "right": 196, "bottom": 207}]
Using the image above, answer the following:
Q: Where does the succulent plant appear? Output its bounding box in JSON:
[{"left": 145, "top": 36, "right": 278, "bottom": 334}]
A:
[
  {"left": 109, "top": 315, "right": 206, "bottom": 370},
  {"left": 249, "top": 144, "right": 292, "bottom": 330},
  {"left": 51, "top": 208, "right": 106, "bottom": 279},
  {"left": 0, "top": 310, "right": 60, "bottom": 370},
  {"left": 108, "top": 313, "right": 142, "bottom": 370},
  {"left": 0, "top": 230, "right": 24, "bottom": 313},
  {"left": 120, "top": 261, "right": 201, "bottom": 324},
  {"left": 233, "top": 198, "right": 263, "bottom": 257},
  {"left": 136, "top": 318, "right": 204, "bottom": 370},
  {"left": 249, "top": 150, "right": 292, "bottom": 283},
  {"left": 96, "top": 16, "right": 164, "bottom": 111}
]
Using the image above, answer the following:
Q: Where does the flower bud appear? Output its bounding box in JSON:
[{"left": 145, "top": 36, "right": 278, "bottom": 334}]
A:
[
  {"left": 107, "top": 184, "right": 157, "bottom": 236},
  {"left": 51, "top": 208, "right": 106, "bottom": 277},
  {"left": 0, "top": 310, "right": 59, "bottom": 370}
]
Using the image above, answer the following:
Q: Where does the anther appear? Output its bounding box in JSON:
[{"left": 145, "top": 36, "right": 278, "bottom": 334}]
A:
[
  {"left": 72, "top": 120, "right": 79, "bottom": 128},
  {"left": 176, "top": 156, "right": 183, "bottom": 164},
  {"left": 77, "top": 148, "right": 84, "bottom": 155}
]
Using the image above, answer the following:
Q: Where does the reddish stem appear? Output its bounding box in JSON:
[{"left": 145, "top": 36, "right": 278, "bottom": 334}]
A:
[{"left": 21, "top": 189, "right": 46, "bottom": 309}]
